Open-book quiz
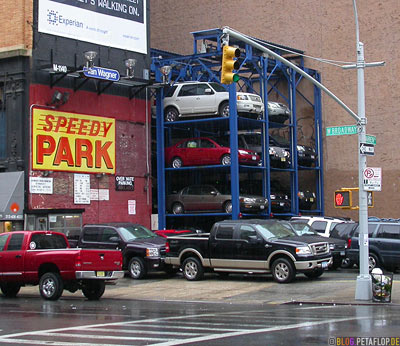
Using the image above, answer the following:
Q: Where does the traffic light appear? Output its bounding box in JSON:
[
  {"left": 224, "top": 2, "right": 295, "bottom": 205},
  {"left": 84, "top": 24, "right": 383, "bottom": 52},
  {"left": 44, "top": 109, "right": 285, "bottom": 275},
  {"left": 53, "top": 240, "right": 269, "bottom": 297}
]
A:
[
  {"left": 221, "top": 45, "right": 240, "bottom": 84},
  {"left": 334, "top": 190, "right": 352, "bottom": 208}
]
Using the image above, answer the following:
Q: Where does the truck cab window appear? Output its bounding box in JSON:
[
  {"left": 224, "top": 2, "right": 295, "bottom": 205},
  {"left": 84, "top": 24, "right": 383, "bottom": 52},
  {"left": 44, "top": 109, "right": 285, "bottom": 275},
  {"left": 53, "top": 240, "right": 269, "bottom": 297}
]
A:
[
  {"left": 7, "top": 233, "right": 24, "bottom": 251},
  {"left": 215, "top": 226, "right": 233, "bottom": 239},
  {"left": 0, "top": 234, "right": 9, "bottom": 251}
]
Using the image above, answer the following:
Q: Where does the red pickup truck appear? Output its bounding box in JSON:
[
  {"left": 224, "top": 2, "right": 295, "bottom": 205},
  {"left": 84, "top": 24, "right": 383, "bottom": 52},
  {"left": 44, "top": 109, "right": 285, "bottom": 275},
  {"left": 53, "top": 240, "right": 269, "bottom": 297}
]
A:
[{"left": 0, "top": 231, "right": 124, "bottom": 301}]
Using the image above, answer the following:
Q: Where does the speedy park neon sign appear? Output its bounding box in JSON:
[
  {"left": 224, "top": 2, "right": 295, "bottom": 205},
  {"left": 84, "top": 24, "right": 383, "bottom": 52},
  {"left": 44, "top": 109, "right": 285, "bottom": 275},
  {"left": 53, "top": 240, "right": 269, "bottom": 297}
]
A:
[{"left": 32, "top": 108, "right": 115, "bottom": 174}]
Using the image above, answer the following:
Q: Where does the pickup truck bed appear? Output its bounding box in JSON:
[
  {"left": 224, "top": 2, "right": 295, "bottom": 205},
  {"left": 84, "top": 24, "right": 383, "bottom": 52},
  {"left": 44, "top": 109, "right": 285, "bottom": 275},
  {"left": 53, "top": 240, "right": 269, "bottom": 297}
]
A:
[{"left": 0, "top": 231, "right": 123, "bottom": 300}]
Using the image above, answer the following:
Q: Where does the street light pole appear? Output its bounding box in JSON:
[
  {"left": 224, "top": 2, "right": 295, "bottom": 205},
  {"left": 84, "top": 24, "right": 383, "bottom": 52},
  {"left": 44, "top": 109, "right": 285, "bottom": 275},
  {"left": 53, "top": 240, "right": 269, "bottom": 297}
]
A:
[{"left": 352, "top": 0, "right": 372, "bottom": 300}]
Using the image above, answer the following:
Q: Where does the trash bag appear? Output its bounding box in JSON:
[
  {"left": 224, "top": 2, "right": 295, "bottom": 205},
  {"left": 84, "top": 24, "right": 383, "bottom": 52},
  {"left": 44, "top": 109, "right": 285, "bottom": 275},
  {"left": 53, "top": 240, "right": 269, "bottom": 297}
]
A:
[{"left": 371, "top": 269, "right": 393, "bottom": 303}]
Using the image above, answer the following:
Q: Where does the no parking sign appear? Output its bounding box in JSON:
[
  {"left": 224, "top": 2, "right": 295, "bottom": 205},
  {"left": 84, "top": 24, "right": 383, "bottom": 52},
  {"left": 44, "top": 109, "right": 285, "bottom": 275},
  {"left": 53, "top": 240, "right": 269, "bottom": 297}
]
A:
[{"left": 363, "top": 167, "right": 381, "bottom": 191}]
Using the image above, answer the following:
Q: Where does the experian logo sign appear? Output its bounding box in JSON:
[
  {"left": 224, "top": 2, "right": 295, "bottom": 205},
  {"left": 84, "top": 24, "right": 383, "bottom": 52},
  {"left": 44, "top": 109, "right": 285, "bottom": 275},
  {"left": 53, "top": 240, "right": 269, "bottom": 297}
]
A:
[
  {"left": 47, "top": 9, "right": 84, "bottom": 28},
  {"left": 82, "top": 66, "right": 120, "bottom": 82}
]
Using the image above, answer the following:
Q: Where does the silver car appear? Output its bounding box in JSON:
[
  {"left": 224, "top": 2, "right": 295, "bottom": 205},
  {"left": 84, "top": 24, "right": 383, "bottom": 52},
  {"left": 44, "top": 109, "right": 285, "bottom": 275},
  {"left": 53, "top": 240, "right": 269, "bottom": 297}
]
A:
[
  {"left": 160, "top": 81, "right": 264, "bottom": 122},
  {"left": 166, "top": 184, "right": 268, "bottom": 214}
]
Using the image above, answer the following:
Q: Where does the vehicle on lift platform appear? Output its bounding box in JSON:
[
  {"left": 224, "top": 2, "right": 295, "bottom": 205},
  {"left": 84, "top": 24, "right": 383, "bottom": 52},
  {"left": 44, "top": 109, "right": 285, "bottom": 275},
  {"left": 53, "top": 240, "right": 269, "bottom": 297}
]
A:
[
  {"left": 269, "top": 134, "right": 317, "bottom": 167},
  {"left": 166, "top": 184, "right": 268, "bottom": 214},
  {"left": 165, "top": 219, "right": 332, "bottom": 283},
  {"left": 158, "top": 81, "right": 264, "bottom": 122},
  {"left": 267, "top": 101, "right": 291, "bottom": 124},
  {"left": 165, "top": 137, "right": 260, "bottom": 168}
]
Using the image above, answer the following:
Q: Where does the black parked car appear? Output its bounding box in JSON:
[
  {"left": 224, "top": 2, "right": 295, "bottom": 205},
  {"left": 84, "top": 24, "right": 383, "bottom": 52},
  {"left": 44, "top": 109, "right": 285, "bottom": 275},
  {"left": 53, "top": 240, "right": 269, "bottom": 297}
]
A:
[
  {"left": 269, "top": 134, "right": 317, "bottom": 167},
  {"left": 290, "top": 221, "right": 347, "bottom": 270},
  {"left": 329, "top": 221, "right": 358, "bottom": 268},
  {"left": 73, "top": 223, "right": 168, "bottom": 279}
]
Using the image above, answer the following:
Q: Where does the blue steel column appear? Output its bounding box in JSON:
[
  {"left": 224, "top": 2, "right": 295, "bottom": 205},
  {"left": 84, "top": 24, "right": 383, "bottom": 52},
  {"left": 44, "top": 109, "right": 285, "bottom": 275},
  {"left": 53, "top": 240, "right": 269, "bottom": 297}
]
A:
[
  {"left": 314, "top": 72, "right": 324, "bottom": 214},
  {"left": 156, "top": 87, "right": 166, "bottom": 229},
  {"left": 290, "top": 68, "right": 299, "bottom": 214},
  {"left": 229, "top": 83, "right": 239, "bottom": 219},
  {"left": 261, "top": 56, "right": 270, "bottom": 217}
]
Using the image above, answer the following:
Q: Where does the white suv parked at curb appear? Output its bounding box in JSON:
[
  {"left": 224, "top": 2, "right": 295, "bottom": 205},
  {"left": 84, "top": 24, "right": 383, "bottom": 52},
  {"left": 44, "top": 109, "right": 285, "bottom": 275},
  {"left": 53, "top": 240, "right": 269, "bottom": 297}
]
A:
[
  {"left": 159, "top": 81, "right": 264, "bottom": 122},
  {"left": 290, "top": 216, "right": 350, "bottom": 238}
]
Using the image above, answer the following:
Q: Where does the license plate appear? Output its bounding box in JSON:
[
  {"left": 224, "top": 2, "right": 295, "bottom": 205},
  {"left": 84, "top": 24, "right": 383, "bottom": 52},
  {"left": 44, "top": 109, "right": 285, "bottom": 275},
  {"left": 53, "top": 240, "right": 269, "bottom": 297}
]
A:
[
  {"left": 280, "top": 158, "right": 286, "bottom": 162},
  {"left": 321, "top": 262, "right": 328, "bottom": 269},
  {"left": 96, "top": 271, "right": 105, "bottom": 277},
  {"left": 340, "top": 251, "right": 345, "bottom": 256},
  {"left": 252, "top": 156, "right": 257, "bottom": 160},
  {"left": 260, "top": 205, "right": 265, "bottom": 209},
  {"left": 310, "top": 198, "right": 314, "bottom": 202}
]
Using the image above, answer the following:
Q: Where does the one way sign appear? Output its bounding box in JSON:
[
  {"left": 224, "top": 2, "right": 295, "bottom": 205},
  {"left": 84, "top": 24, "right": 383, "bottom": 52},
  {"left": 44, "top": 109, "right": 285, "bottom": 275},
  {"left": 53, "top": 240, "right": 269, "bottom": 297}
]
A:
[{"left": 360, "top": 142, "right": 374, "bottom": 156}]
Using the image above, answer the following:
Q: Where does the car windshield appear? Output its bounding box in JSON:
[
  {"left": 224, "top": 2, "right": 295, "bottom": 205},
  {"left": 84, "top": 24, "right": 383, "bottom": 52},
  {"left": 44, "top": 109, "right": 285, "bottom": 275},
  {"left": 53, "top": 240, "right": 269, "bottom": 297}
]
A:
[
  {"left": 209, "top": 82, "right": 227, "bottom": 93},
  {"left": 255, "top": 222, "right": 297, "bottom": 240},
  {"left": 290, "top": 222, "right": 318, "bottom": 236},
  {"left": 270, "top": 135, "right": 289, "bottom": 147},
  {"left": 117, "top": 225, "right": 157, "bottom": 241},
  {"left": 211, "top": 137, "right": 228, "bottom": 148},
  {"left": 243, "top": 134, "right": 261, "bottom": 145}
]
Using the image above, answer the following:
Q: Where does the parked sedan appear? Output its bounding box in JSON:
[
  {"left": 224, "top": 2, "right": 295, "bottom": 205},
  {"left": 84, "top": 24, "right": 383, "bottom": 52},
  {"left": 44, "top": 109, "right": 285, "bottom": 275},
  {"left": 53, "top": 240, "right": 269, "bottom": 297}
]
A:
[
  {"left": 166, "top": 184, "right": 268, "bottom": 214},
  {"left": 269, "top": 134, "right": 317, "bottom": 167},
  {"left": 165, "top": 137, "right": 260, "bottom": 168},
  {"left": 160, "top": 81, "right": 264, "bottom": 122}
]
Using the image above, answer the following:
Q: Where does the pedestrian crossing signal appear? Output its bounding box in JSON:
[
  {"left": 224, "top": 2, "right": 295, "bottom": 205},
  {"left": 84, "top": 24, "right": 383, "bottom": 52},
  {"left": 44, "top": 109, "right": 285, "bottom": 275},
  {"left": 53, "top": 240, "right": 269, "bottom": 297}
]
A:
[{"left": 334, "top": 190, "right": 352, "bottom": 208}]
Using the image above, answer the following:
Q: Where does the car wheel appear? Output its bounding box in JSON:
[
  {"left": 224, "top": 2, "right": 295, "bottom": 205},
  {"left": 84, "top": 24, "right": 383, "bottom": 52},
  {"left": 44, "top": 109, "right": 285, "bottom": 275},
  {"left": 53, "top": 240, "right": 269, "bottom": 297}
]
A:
[
  {"left": 223, "top": 200, "right": 232, "bottom": 213},
  {"left": 369, "top": 253, "right": 380, "bottom": 271},
  {"left": 219, "top": 101, "right": 229, "bottom": 117},
  {"left": 304, "top": 268, "right": 324, "bottom": 279},
  {"left": 128, "top": 257, "right": 147, "bottom": 279},
  {"left": 221, "top": 154, "right": 231, "bottom": 165},
  {"left": 171, "top": 157, "right": 183, "bottom": 168},
  {"left": 271, "top": 258, "right": 295, "bottom": 283},
  {"left": 0, "top": 283, "right": 21, "bottom": 298},
  {"left": 172, "top": 202, "right": 184, "bottom": 214},
  {"left": 165, "top": 107, "right": 179, "bottom": 122},
  {"left": 341, "top": 257, "right": 354, "bottom": 269},
  {"left": 39, "top": 272, "right": 64, "bottom": 300},
  {"left": 182, "top": 257, "right": 204, "bottom": 281},
  {"left": 82, "top": 280, "right": 106, "bottom": 300}
]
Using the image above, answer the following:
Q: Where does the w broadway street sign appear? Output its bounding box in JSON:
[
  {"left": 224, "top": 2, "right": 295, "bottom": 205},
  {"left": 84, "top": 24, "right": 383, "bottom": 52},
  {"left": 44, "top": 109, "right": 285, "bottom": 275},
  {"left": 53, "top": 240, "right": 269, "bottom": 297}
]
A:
[{"left": 326, "top": 126, "right": 376, "bottom": 145}]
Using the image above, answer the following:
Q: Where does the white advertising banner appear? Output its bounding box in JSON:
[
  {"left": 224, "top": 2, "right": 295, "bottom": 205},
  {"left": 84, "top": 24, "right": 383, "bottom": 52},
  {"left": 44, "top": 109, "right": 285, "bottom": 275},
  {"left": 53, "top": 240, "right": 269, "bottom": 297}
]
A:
[
  {"left": 29, "top": 177, "right": 53, "bottom": 194},
  {"left": 38, "top": 0, "right": 147, "bottom": 54}
]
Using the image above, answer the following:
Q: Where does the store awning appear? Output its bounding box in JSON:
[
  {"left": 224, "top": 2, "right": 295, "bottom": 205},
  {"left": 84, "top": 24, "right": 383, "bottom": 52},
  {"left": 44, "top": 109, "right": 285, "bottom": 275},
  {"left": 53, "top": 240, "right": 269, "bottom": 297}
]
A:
[{"left": 0, "top": 171, "right": 24, "bottom": 221}]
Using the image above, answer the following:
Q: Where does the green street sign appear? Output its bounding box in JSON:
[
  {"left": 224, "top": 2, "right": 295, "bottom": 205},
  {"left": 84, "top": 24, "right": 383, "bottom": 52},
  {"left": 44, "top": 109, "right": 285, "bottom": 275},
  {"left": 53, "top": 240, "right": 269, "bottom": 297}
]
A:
[
  {"left": 366, "top": 135, "right": 376, "bottom": 146},
  {"left": 326, "top": 126, "right": 376, "bottom": 146},
  {"left": 326, "top": 125, "right": 357, "bottom": 136}
]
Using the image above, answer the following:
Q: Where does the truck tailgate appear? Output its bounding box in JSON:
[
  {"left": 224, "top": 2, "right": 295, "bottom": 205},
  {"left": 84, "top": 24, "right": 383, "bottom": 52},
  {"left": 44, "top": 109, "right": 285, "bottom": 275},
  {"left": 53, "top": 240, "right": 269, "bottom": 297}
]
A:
[{"left": 78, "top": 249, "right": 122, "bottom": 271}]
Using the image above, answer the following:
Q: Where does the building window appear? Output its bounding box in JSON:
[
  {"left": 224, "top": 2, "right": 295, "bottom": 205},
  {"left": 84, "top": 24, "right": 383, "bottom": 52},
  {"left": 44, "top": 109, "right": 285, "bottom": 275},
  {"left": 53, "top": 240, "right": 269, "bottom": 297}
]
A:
[{"left": 48, "top": 214, "right": 82, "bottom": 241}]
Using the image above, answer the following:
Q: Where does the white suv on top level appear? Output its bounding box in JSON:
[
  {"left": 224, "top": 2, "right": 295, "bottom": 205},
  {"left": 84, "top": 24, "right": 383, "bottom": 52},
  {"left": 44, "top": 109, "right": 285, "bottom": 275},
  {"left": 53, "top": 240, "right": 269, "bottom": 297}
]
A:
[
  {"left": 290, "top": 216, "right": 350, "bottom": 237},
  {"left": 160, "top": 81, "right": 264, "bottom": 122}
]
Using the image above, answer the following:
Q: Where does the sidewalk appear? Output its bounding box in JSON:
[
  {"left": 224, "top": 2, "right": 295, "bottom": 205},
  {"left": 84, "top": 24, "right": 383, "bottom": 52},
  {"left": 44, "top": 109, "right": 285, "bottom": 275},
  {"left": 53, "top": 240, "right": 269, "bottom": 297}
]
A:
[{"left": 18, "top": 273, "right": 399, "bottom": 305}]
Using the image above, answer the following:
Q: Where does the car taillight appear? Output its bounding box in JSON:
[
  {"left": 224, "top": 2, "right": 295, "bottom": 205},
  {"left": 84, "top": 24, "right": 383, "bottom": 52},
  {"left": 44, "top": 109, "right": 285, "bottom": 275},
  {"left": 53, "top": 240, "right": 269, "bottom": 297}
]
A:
[
  {"left": 165, "top": 242, "right": 170, "bottom": 253},
  {"left": 347, "top": 238, "right": 352, "bottom": 248},
  {"left": 75, "top": 254, "right": 82, "bottom": 268}
]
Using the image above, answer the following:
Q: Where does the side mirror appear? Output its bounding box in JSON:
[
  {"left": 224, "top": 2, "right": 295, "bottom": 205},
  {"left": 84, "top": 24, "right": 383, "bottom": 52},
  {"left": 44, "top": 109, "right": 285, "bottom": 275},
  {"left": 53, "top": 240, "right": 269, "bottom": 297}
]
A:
[
  {"left": 205, "top": 88, "right": 213, "bottom": 94},
  {"left": 248, "top": 235, "right": 262, "bottom": 244},
  {"left": 210, "top": 190, "right": 218, "bottom": 196},
  {"left": 109, "top": 236, "right": 120, "bottom": 243}
]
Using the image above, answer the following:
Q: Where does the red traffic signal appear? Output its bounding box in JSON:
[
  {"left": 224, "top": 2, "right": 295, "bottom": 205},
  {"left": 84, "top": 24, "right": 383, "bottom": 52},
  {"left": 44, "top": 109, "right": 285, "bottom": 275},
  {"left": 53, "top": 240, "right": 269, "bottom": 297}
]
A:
[{"left": 334, "top": 190, "right": 352, "bottom": 208}]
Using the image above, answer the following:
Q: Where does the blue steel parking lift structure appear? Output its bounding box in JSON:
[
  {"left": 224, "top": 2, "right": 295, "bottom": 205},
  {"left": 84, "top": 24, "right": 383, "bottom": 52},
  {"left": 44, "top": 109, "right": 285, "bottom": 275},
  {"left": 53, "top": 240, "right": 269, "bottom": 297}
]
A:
[{"left": 151, "top": 28, "right": 323, "bottom": 230}]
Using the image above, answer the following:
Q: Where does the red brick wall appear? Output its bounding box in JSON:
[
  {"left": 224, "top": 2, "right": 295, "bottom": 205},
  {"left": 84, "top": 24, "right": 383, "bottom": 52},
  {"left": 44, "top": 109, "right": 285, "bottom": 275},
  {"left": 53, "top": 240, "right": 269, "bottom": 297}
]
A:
[
  {"left": 28, "top": 84, "right": 152, "bottom": 228},
  {"left": 0, "top": 0, "right": 33, "bottom": 51},
  {"left": 150, "top": 0, "right": 400, "bottom": 219}
]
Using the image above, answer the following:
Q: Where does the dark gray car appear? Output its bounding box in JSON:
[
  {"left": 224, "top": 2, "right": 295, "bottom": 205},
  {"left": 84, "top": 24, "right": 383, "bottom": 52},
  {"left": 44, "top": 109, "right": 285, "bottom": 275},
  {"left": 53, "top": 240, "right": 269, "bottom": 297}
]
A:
[{"left": 166, "top": 184, "right": 268, "bottom": 214}]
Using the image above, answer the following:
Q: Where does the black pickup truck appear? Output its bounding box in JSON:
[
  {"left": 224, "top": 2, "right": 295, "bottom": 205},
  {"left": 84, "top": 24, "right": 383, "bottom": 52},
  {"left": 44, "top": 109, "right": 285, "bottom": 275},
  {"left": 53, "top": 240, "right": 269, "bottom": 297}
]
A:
[
  {"left": 165, "top": 219, "right": 332, "bottom": 283},
  {"left": 68, "top": 223, "right": 168, "bottom": 279}
]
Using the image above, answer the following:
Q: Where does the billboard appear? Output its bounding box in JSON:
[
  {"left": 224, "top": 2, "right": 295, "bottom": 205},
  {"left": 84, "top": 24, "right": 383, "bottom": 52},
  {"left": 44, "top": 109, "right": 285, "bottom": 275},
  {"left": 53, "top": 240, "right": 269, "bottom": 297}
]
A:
[
  {"left": 38, "top": 0, "right": 147, "bottom": 54},
  {"left": 32, "top": 108, "right": 115, "bottom": 174}
]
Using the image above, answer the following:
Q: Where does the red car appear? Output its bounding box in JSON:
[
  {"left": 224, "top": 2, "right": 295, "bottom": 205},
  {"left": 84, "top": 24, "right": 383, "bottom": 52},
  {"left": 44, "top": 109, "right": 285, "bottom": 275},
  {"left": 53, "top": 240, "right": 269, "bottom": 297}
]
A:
[{"left": 165, "top": 137, "right": 260, "bottom": 168}]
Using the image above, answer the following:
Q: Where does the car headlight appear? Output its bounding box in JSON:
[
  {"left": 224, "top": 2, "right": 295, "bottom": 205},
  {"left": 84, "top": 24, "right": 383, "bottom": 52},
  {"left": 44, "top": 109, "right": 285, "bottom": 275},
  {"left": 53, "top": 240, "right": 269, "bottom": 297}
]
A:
[
  {"left": 240, "top": 197, "right": 256, "bottom": 203},
  {"left": 239, "top": 150, "right": 250, "bottom": 155},
  {"left": 345, "top": 244, "right": 348, "bottom": 249},
  {"left": 268, "top": 103, "right": 278, "bottom": 109},
  {"left": 237, "top": 95, "right": 248, "bottom": 100},
  {"left": 269, "top": 147, "right": 276, "bottom": 155},
  {"left": 329, "top": 244, "right": 335, "bottom": 250},
  {"left": 296, "top": 246, "right": 312, "bottom": 255},
  {"left": 284, "top": 151, "right": 290, "bottom": 157},
  {"left": 297, "top": 145, "right": 305, "bottom": 151},
  {"left": 285, "top": 195, "right": 289, "bottom": 199},
  {"left": 270, "top": 195, "right": 276, "bottom": 200},
  {"left": 146, "top": 248, "right": 159, "bottom": 257},
  {"left": 312, "top": 192, "right": 316, "bottom": 198},
  {"left": 298, "top": 191, "right": 305, "bottom": 198}
]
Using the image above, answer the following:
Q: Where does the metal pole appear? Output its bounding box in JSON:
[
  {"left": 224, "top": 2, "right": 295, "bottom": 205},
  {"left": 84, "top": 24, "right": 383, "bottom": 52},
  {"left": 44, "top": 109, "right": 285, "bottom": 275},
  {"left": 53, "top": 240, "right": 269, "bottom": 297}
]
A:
[{"left": 353, "top": 0, "right": 372, "bottom": 300}]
